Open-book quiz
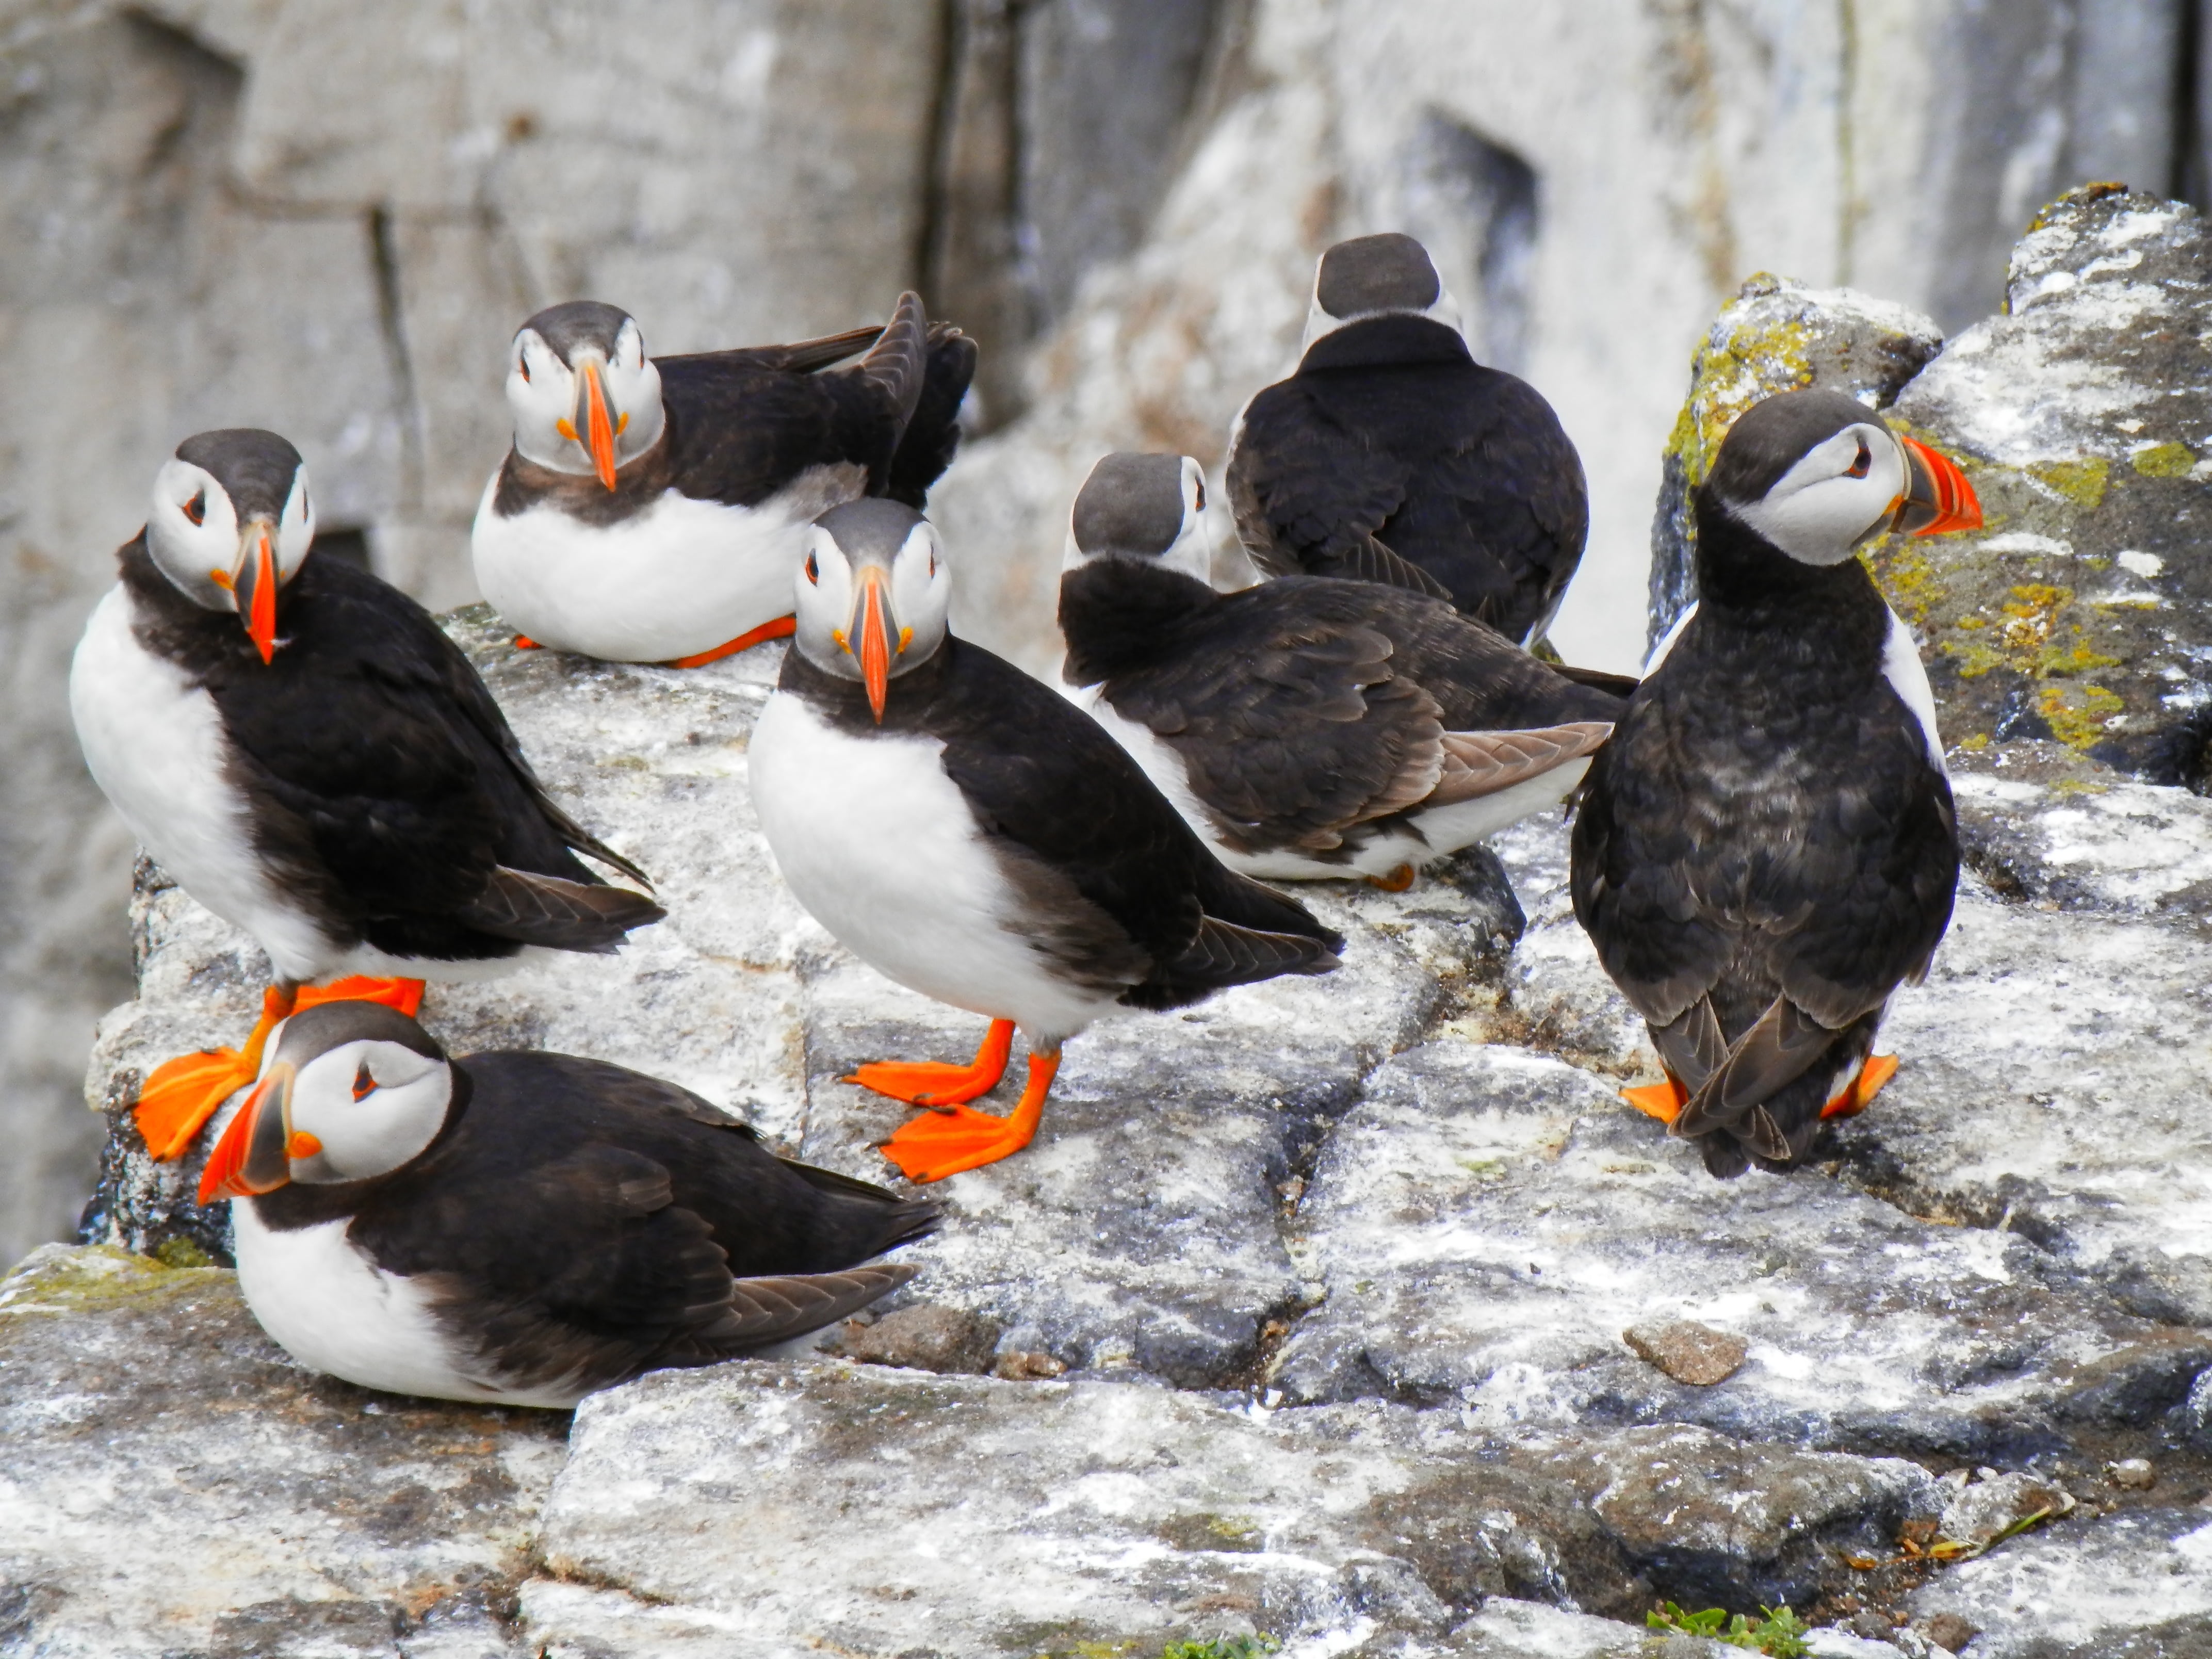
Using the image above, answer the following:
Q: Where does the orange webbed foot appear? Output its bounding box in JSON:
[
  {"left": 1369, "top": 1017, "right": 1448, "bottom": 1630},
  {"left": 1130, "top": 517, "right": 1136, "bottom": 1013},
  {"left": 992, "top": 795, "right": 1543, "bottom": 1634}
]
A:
[
  {"left": 1367, "top": 863, "right": 1417, "bottom": 892},
  {"left": 1822, "top": 1051, "right": 1898, "bottom": 1120},
  {"left": 514, "top": 636, "right": 542, "bottom": 650},
  {"left": 294, "top": 975, "right": 426, "bottom": 1018},
  {"left": 881, "top": 1052, "right": 1058, "bottom": 1182},
  {"left": 665, "top": 615, "right": 797, "bottom": 669},
  {"left": 846, "top": 1020, "right": 1014, "bottom": 1107},
  {"left": 134, "top": 983, "right": 302, "bottom": 1161},
  {"left": 1621, "top": 1075, "right": 1689, "bottom": 1126}
]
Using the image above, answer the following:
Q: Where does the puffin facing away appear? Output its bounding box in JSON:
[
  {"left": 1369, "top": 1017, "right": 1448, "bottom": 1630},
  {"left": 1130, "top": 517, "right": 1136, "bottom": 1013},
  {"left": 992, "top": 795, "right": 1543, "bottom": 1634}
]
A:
[
  {"left": 749, "top": 498, "right": 1343, "bottom": 1183},
  {"left": 1060, "top": 452, "right": 1623, "bottom": 888},
  {"left": 472, "top": 291, "right": 976, "bottom": 666},
  {"left": 1570, "top": 389, "right": 1978, "bottom": 1177},
  {"left": 1226, "top": 232, "right": 1588, "bottom": 645},
  {"left": 71, "top": 429, "right": 662, "bottom": 1166},
  {"left": 199, "top": 1001, "right": 934, "bottom": 1406}
]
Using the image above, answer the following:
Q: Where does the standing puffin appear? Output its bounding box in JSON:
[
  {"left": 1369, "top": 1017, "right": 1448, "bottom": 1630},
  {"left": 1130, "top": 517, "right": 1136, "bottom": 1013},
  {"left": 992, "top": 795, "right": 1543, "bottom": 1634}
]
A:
[
  {"left": 472, "top": 290, "right": 977, "bottom": 666},
  {"left": 749, "top": 498, "right": 1343, "bottom": 1183},
  {"left": 1226, "top": 232, "right": 1588, "bottom": 645},
  {"left": 1060, "top": 452, "right": 1624, "bottom": 889},
  {"left": 1569, "top": 389, "right": 1979, "bottom": 1177},
  {"left": 198, "top": 1001, "right": 935, "bottom": 1406},
  {"left": 71, "top": 429, "right": 663, "bottom": 1166}
]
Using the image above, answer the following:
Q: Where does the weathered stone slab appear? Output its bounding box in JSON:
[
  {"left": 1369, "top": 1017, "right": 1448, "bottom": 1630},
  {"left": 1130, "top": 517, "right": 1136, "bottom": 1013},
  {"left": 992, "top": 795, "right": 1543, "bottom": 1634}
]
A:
[{"left": 0, "top": 1244, "right": 560, "bottom": 1659}]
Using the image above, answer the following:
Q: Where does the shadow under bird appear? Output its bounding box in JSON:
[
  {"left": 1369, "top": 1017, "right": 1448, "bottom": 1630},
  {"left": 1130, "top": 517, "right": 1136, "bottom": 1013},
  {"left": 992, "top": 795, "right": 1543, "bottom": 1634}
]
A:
[
  {"left": 196, "top": 1001, "right": 934, "bottom": 1406},
  {"left": 472, "top": 290, "right": 976, "bottom": 666},
  {"left": 1570, "top": 388, "right": 1980, "bottom": 1177},
  {"left": 1226, "top": 232, "right": 1589, "bottom": 646},
  {"left": 748, "top": 498, "right": 1343, "bottom": 1183},
  {"left": 71, "top": 429, "right": 663, "bottom": 1167},
  {"left": 1059, "top": 451, "right": 1627, "bottom": 890}
]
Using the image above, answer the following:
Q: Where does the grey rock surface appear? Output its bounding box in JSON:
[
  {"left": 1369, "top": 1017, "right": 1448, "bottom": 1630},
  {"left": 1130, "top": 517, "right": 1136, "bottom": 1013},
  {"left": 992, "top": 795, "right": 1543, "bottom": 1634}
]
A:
[{"left": 0, "top": 1243, "right": 561, "bottom": 1658}]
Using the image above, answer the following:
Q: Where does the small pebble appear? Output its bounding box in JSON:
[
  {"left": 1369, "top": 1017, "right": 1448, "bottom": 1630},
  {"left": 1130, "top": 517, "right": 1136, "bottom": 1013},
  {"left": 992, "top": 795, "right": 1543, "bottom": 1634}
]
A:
[
  {"left": 2110, "top": 1457, "right": 2155, "bottom": 1490},
  {"left": 1622, "top": 1319, "right": 1748, "bottom": 1386},
  {"left": 1923, "top": 1612, "right": 1978, "bottom": 1653},
  {"left": 992, "top": 1350, "right": 1067, "bottom": 1381}
]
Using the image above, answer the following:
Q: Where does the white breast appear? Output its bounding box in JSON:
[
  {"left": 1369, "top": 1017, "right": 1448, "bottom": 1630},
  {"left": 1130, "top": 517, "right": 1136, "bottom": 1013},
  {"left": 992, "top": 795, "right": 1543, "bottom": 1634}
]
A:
[
  {"left": 749, "top": 691, "right": 1116, "bottom": 1048},
  {"left": 70, "top": 585, "right": 336, "bottom": 982},
  {"left": 232, "top": 1202, "right": 578, "bottom": 1407},
  {"left": 470, "top": 462, "right": 866, "bottom": 662},
  {"left": 1880, "top": 606, "right": 1947, "bottom": 772}
]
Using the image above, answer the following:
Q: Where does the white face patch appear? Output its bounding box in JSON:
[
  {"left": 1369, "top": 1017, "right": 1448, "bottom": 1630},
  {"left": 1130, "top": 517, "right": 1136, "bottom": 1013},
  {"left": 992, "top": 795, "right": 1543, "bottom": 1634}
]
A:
[
  {"left": 791, "top": 517, "right": 952, "bottom": 686},
  {"left": 282, "top": 1036, "right": 452, "bottom": 1183},
  {"left": 1728, "top": 422, "right": 1908, "bottom": 566},
  {"left": 506, "top": 321, "right": 666, "bottom": 477},
  {"left": 144, "top": 458, "right": 316, "bottom": 613}
]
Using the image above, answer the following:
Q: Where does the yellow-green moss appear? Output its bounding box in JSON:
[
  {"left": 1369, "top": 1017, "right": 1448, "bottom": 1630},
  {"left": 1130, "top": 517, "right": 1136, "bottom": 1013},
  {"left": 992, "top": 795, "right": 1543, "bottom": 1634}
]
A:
[
  {"left": 1669, "top": 299, "right": 1819, "bottom": 486},
  {"left": 2131, "top": 442, "right": 2195, "bottom": 477},
  {"left": 1957, "top": 732, "right": 1991, "bottom": 752},
  {"left": 2027, "top": 458, "right": 2109, "bottom": 510},
  {"left": 2038, "top": 683, "right": 2124, "bottom": 750},
  {"left": 152, "top": 1237, "right": 219, "bottom": 1270},
  {"left": 1864, "top": 542, "right": 1946, "bottom": 628},
  {"left": 2025, "top": 181, "right": 2128, "bottom": 233},
  {"left": 0, "top": 1245, "right": 219, "bottom": 1317}
]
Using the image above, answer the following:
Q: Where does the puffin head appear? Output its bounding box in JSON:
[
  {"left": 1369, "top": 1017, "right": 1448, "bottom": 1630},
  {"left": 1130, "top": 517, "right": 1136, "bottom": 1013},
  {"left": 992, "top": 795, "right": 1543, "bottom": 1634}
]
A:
[
  {"left": 144, "top": 429, "right": 316, "bottom": 665},
  {"left": 507, "top": 300, "right": 666, "bottom": 490},
  {"left": 793, "top": 498, "right": 951, "bottom": 722},
  {"left": 1301, "top": 232, "right": 1465, "bottom": 354},
  {"left": 1063, "top": 452, "right": 1211, "bottom": 583},
  {"left": 198, "top": 1002, "right": 454, "bottom": 1203},
  {"left": 1706, "top": 388, "right": 1982, "bottom": 565}
]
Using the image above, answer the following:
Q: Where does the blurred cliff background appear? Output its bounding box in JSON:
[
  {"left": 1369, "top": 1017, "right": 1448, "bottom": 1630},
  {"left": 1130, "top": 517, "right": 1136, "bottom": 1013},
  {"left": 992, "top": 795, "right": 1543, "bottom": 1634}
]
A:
[{"left": 1, "top": 0, "right": 2205, "bottom": 1261}]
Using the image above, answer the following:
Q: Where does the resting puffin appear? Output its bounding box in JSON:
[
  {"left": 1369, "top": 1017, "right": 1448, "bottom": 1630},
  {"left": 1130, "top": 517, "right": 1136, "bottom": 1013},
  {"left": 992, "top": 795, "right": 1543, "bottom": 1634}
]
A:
[
  {"left": 1226, "top": 232, "right": 1588, "bottom": 645},
  {"left": 1060, "top": 452, "right": 1624, "bottom": 889},
  {"left": 1569, "top": 389, "right": 1978, "bottom": 1177},
  {"left": 472, "top": 290, "right": 977, "bottom": 666},
  {"left": 198, "top": 1001, "right": 934, "bottom": 1406},
  {"left": 71, "top": 429, "right": 662, "bottom": 1166},
  {"left": 749, "top": 497, "right": 1343, "bottom": 1182}
]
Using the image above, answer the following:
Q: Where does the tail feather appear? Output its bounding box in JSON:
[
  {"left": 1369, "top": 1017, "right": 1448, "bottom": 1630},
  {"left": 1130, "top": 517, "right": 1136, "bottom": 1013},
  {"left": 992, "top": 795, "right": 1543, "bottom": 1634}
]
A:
[
  {"left": 857, "top": 291, "right": 930, "bottom": 446},
  {"left": 708, "top": 1264, "right": 919, "bottom": 1350},
  {"left": 457, "top": 866, "right": 665, "bottom": 950},
  {"left": 885, "top": 323, "right": 978, "bottom": 507}
]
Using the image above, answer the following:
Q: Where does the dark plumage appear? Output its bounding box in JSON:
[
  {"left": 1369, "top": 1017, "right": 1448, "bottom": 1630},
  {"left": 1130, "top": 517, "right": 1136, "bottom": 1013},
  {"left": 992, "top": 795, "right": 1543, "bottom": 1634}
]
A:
[
  {"left": 1227, "top": 234, "right": 1588, "bottom": 644},
  {"left": 1569, "top": 390, "right": 1966, "bottom": 1177}
]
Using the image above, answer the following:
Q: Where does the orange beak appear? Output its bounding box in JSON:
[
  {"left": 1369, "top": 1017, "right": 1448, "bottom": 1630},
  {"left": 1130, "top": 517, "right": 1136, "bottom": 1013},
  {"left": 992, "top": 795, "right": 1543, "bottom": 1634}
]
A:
[
  {"left": 856, "top": 566, "right": 891, "bottom": 722},
  {"left": 235, "top": 526, "right": 280, "bottom": 664},
  {"left": 198, "top": 1064, "right": 295, "bottom": 1205},
  {"left": 1894, "top": 436, "right": 1982, "bottom": 536},
  {"left": 581, "top": 360, "right": 618, "bottom": 491}
]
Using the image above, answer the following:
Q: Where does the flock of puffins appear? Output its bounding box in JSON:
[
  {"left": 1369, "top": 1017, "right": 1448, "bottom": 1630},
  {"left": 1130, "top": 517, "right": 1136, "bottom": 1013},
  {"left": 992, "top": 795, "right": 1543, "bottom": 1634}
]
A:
[{"left": 68, "top": 232, "right": 1982, "bottom": 1408}]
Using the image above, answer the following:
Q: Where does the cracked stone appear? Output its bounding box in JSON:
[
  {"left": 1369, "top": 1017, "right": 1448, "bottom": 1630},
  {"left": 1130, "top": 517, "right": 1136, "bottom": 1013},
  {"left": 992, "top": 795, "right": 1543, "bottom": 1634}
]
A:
[
  {"left": 0, "top": 1244, "right": 558, "bottom": 1657},
  {"left": 1623, "top": 1320, "right": 1750, "bottom": 1387}
]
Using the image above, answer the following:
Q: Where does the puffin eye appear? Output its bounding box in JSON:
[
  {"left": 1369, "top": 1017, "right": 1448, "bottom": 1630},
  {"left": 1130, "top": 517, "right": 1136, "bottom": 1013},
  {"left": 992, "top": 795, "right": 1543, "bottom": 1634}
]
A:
[
  {"left": 518, "top": 354, "right": 531, "bottom": 383},
  {"left": 805, "top": 553, "right": 819, "bottom": 585},
  {"left": 184, "top": 491, "right": 205, "bottom": 526},
  {"left": 1846, "top": 439, "right": 1871, "bottom": 479},
  {"left": 1195, "top": 481, "right": 1207, "bottom": 512},
  {"left": 928, "top": 549, "right": 937, "bottom": 578},
  {"left": 352, "top": 1060, "right": 377, "bottom": 1101}
]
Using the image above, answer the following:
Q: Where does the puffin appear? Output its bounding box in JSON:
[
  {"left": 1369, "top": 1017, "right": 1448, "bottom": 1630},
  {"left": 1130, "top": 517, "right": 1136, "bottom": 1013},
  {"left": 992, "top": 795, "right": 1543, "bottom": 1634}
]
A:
[
  {"left": 1060, "top": 451, "right": 1625, "bottom": 889},
  {"left": 748, "top": 497, "right": 1344, "bottom": 1183},
  {"left": 1226, "top": 232, "right": 1588, "bottom": 645},
  {"left": 1569, "top": 389, "right": 1978, "bottom": 1177},
  {"left": 198, "top": 1000, "right": 935, "bottom": 1406},
  {"left": 471, "top": 290, "right": 977, "bottom": 666},
  {"left": 70, "top": 429, "right": 663, "bottom": 1167}
]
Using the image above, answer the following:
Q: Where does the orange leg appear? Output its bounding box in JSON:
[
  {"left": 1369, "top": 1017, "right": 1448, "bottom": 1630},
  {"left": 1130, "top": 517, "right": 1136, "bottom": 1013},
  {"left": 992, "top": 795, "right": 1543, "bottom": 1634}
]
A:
[
  {"left": 1621, "top": 1072, "right": 1688, "bottom": 1126},
  {"left": 1367, "top": 863, "right": 1417, "bottom": 892},
  {"left": 135, "top": 984, "right": 299, "bottom": 1161},
  {"left": 847, "top": 1019, "right": 1015, "bottom": 1107},
  {"left": 1821, "top": 1051, "right": 1898, "bottom": 1121},
  {"left": 881, "top": 1051, "right": 1060, "bottom": 1183},
  {"left": 665, "top": 615, "right": 798, "bottom": 670},
  {"left": 514, "top": 636, "right": 541, "bottom": 650},
  {"left": 292, "top": 975, "right": 425, "bottom": 1018}
]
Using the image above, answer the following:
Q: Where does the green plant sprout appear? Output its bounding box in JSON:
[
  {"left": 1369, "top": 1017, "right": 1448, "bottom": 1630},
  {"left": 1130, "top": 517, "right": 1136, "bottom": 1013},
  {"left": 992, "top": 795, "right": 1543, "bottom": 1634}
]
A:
[{"left": 1647, "top": 1601, "right": 1812, "bottom": 1656}]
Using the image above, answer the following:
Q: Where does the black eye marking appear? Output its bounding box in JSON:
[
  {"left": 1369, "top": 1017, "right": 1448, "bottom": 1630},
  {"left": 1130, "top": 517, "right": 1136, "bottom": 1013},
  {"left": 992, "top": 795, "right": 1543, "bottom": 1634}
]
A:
[
  {"left": 804, "top": 553, "right": 819, "bottom": 584},
  {"left": 1195, "top": 481, "right": 1207, "bottom": 512},
  {"left": 1846, "top": 438, "right": 1872, "bottom": 479},
  {"left": 184, "top": 491, "right": 205, "bottom": 526},
  {"left": 518, "top": 354, "right": 531, "bottom": 383},
  {"left": 352, "top": 1060, "right": 377, "bottom": 1101}
]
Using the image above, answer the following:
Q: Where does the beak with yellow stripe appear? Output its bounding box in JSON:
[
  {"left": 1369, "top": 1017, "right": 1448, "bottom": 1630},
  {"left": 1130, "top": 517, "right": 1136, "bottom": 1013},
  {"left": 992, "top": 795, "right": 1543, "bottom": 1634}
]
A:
[
  {"left": 506, "top": 301, "right": 666, "bottom": 492},
  {"left": 791, "top": 498, "right": 952, "bottom": 722},
  {"left": 142, "top": 429, "right": 316, "bottom": 665},
  {"left": 199, "top": 1001, "right": 456, "bottom": 1205}
]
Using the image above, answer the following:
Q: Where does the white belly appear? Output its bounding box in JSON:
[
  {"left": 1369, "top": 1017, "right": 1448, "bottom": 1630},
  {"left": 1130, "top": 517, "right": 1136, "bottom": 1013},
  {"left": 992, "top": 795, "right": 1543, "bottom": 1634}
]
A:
[
  {"left": 70, "top": 585, "right": 336, "bottom": 982},
  {"left": 470, "top": 463, "right": 866, "bottom": 662},
  {"left": 232, "top": 1203, "right": 577, "bottom": 1407},
  {"left": 749, "top": 691, "right": 1114, "bottom": 1046}
]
